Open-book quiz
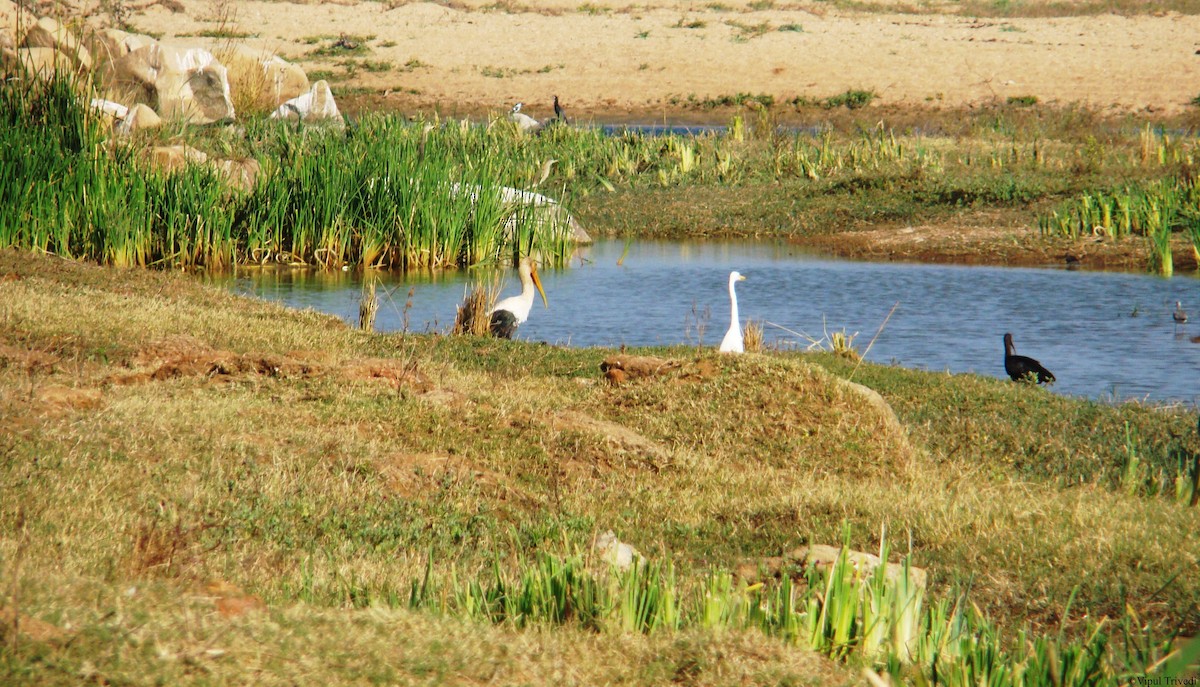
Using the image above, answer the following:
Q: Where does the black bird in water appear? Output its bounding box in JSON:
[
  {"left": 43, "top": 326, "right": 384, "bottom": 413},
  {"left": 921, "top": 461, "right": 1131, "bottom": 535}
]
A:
[
  {"left": 1174, "top": 301, "right": 1188, "bottom": 326},
  {"left": 553, "top": 94, "right": 566, "bottom": 122},
  {"left": 1003, "top": 333, "right": 1055, "bottom": 384}
]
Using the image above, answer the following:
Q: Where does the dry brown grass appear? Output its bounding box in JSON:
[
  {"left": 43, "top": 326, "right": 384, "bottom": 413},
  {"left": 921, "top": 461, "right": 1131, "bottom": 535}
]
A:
[
  {"left": 0, "top": 248, "right": 1197, "bottom": 683},
  {"left": 452, "top": 286, "right": 493, "bottom": 336},
  {"left": 217, "top": 46, "right": 280, "bottom": 117},
  {"left": 3, "top": 572, "right": 852, "bottom": 685},
  {"left": 452, "top": 277, "right": 503, "bottom": 336},
  {"left": 741, "top": 318, "right": 763, "bottom": 352},
  {"left": 358, "top": 274, "right": 378, "bottom": 331}
]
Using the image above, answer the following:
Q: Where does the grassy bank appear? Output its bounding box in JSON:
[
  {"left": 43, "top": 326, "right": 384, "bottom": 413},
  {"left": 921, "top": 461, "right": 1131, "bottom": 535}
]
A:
[
  {"left": 6, "top": 72, "right": 1200, "bottom": 273},
  {"left": 1, "top": 250, "right": 1197, "bottom": 684}
]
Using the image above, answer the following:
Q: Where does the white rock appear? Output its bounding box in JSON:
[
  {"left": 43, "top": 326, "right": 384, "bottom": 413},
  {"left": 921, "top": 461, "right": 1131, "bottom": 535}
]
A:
[
  {"left": 593, "top": 530, "right": 643, "bottom": 570},
  {"left": 90, "top": 97, "right": 128, "bottom": 120},
  {"left": 271, "top": 79, "right": 340, "bottom": 123}
]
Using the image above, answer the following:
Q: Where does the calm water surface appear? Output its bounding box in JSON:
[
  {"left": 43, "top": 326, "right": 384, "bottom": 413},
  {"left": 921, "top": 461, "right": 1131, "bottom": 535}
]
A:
[{"left": 221, "top": 240, "right": 1200, "bottom": 406}]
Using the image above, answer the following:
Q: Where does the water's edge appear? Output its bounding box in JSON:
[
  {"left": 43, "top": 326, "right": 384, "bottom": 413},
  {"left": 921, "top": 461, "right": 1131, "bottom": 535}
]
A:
[{"left": 218, "top": 239, "right": 1200, "bottom": 405}]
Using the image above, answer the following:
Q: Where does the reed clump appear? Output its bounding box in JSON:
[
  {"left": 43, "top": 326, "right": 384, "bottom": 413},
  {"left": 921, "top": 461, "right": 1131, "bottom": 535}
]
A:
[
  {"left": 1037, "top": 178, "right": 1196, "bottom": 276},
  {"left": 393, "top": 540, "right": 1182, "bottom": 686},
  {"left": 8, "top": 69, "right": 1200, "bottom": 275},
  {"left": 0, "top": 74, "right": 577, "bottom": 272},
  {"left": 358, "top": 274, "right": 379, "bottom": 331},
  {"left": 742, "top": 319, "right": 764, "bottom": 352},
  {"left": 829, "top": 329, "right": 860, "bottom": 361},
  {"left": 453, "top": 285, "right": 496, "bottom": 336}
]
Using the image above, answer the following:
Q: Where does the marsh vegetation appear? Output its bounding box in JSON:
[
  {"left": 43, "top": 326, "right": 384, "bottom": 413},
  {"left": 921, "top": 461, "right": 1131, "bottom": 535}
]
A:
[
  {"left": 5, "top": 71, "right": 1200, "bottom": 274},
  {"left": 0, "top": 76, "right": 576, "bottom": 271}
]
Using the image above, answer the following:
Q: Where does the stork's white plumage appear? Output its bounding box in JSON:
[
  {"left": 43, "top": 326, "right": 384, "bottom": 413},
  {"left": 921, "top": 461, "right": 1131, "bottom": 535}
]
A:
[
  {"left": 489, "top": 257, "right": 548, "bottom": 338},
  {"left": 509, "top": 102, "right": 541, "bottom": 132},
  {"left": 719, "top": 271, "right": 747, "bottom": 354}
]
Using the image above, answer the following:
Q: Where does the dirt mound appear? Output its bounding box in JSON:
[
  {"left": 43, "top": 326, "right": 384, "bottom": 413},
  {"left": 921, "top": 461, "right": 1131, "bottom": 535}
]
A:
[
  {"left": 551, "top": 410, "right": 671, "bottom": 469},
  {"left": 112, "top": 338, "right": 430, "bottom": 389},
  {"left": 112, "top": 348, "right": 318, "bottom": 384},
  {"left": 602, "top": 353, "right": 915, "bottom": 474},
  {"left": 0, "top": 342, "right": 59, "bottom": 373}
]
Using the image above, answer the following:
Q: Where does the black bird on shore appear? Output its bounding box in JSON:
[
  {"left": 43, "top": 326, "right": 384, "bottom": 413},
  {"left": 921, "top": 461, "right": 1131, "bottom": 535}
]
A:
[
  {"left": 553, "top": 95, "right": 566, "bottom": 122},
  {"left": 1003, "top": 333, "right": 1055, "bottom": 384}
]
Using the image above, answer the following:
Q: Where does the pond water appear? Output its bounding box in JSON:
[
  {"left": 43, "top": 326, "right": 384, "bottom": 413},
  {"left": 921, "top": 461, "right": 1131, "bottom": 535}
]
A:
[{"left": 220, "top": 240, "right": 1200, "bottom": 406}]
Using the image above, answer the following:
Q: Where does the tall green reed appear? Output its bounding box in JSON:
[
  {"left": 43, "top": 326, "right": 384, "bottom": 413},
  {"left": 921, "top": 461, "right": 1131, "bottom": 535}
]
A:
[
  {"left": 1, "top": 79, "right": 582, "bottom": 272},
  {"left": 1038, "top": 176, "right": 1198, "bottom": 275}
]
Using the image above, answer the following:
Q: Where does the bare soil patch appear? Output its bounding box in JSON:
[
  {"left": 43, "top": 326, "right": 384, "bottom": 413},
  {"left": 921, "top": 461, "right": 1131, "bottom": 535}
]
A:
[
  {"left": 106, "top": 336, "right": 432, "bottom": 387},
  {"left": 800, "top": 217, "right": 1200, "bottom": 270},
  {"left": 122, "top": 0, "right": 1200, "bottom": 121}
]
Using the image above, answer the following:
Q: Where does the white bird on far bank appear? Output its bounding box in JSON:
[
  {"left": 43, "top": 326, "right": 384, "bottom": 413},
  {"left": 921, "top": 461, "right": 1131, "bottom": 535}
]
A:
[{"left": 509, "top": 102, "right": 541, "bottom": 132}]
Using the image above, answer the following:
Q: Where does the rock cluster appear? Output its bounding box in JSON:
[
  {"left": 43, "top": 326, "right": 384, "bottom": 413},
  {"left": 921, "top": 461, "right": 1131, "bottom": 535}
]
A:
[
  {"left": 736, "top": 544, "right": 928, "bottom": 591},
  {"left": 0, "top": 2, "right": 336, "bottom": 134}
]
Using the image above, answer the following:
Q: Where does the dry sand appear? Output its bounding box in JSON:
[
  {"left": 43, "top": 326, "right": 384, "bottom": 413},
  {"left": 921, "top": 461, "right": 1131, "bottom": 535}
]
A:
[{"left": 121, "top": 0, "right": 1200, "bottom": 121}]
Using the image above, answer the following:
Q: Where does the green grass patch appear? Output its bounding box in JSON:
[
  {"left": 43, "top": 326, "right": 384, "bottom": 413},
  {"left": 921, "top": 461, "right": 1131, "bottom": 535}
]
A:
[
  {"left": 357, "top": 59, "right": 394, "bottom": 73},
  {"left": 788, "top": 89, "right": 878, "bottom": 110},
  {"left": 185, "top": 28, "right": 257, "bottom": 39},
  {"left": 727, "top": 19, "right": 773, "bottom": 40},
  {"left": 306, "top": 34, "right": 373, "bottom": 58},
  {"left": 1007, "top": 94, "right": 1039, "bottom": 106},
  {"left": 822, "top": 88, "right": 878, "bottom": 109}
]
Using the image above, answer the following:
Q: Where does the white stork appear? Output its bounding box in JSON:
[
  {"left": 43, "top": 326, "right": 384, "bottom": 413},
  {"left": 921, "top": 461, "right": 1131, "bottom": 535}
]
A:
[{"left": 489, "top": 257, "right": 548, "bottom": 338}]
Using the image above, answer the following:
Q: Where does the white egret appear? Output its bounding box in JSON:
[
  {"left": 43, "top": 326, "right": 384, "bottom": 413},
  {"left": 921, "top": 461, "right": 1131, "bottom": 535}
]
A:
[
  {"left": 489, "top": 257, "right": 549, "bottom": 339},
  {"left": 719, "top": 271, "right": 747, "bottom": 354}
]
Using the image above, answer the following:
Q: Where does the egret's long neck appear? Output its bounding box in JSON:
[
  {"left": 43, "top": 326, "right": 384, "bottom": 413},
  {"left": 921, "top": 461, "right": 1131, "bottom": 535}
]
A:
[{"left": 728, "top": 280, "right": 740, "bottom": 327}]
